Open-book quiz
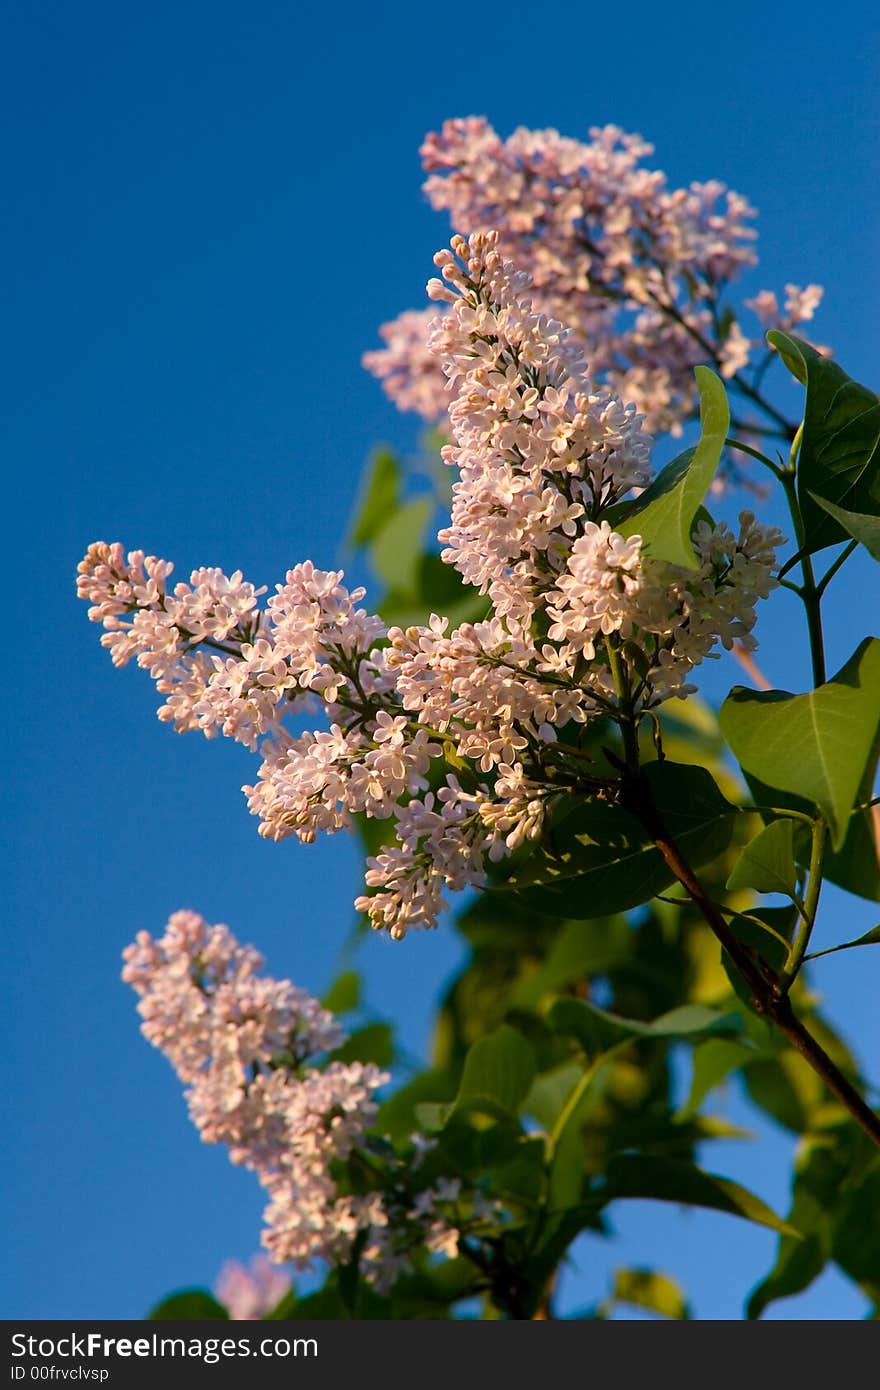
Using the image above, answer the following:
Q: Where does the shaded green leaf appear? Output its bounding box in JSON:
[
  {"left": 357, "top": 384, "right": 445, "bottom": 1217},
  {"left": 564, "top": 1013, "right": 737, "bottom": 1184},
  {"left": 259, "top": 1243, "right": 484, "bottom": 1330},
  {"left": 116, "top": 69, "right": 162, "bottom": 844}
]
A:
[
  {"left": 723, "top": 904, "right": 797, "bottom": 974},
  {"left": 524, "top": 1061, "right": 585, "bottom": 1131},
  {"left": 617, "top": 367, "right": 729, "bottom": 568},
  {"left": 676, "top": 1038, "right": 757, "bottom": 1121},
  {"left": 743, "top": 1053, "right": 823, "bottom": 1133},
  {"left": 832, "top": 1160, "right": 880, "bottom": 1293},
  {"left": 748, "top": 1124, "right": 877, "bottom": 1318},
  {"left": 331, "top": 1023, "right": 393, "bottom": 1068},
  {"left": 508, "top": 916, "right": 632, "bottom": 1009},
  {"left": 726, "top": 818, "right": 798, "bottom": 897},
  {"left": 321, "top": 970, "right": 360, "bottom": 1015},
  {"left": 550, "top": 997, "right": 741, "bottom": 1055},
  {"left": 768, "top": 330, "right": 880, "bottom": 556},
  {"left": 720, "top": 638, "right": 880, "bottom": 849},
  {"left": 455, "top": 1024, "right": 537, "bottom": 1116},
  {"left": 510, "top": 762, "right": 738, "bottom": 918},
  {"left": 149, "top": 1289, "right": 228, "bottom": 1320},
  {"left": 604, "top": 1154, "right": 799, "bottom": 1236},
  {"left": 746, "top": 1234, "right": 826, "bottom": 1319}
]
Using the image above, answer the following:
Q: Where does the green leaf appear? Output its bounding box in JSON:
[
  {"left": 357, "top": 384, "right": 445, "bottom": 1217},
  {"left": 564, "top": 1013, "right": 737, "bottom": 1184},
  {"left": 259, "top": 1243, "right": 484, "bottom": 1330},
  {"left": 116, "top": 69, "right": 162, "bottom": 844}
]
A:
[
  {"left": 826, "top": 805, "right": 880, "bottom": 901},
  {"left": 809, "top": 493, "right": 880, "bottom": 562},
  {"left": 603, "top": 1154, "right": 799, "bottom": 1237},
  {"left": 550, "top": 997, "right": 742, "bottom": 1055},
  {"left": 508, "top": 915, "right": 632, "bottom": 1008},
  {"left": 524, "top": 1061, "right": 585, "bottom": 1131},
  {"left": 726, "top": 818, "right": 798, "bottom": 897},
  {"left": 270, "top": 1285, "right": 346, "bottom": 1319},
  {"left": 617, "top": 366, "right": 729, "bottom": 569},
  {"left": 805, "top": 924, "right": 880, "bottom": 961},
  {"left": 321, "top": 970, "right": 360, "bottom": 1015},
  {"left": 743, "top": 1053, "right": 823, "bottom": 1133},
  {"left": 349, "top": 449, "right": 401, "bottom": 547},
  {"left": 331, "top": 1023, "right": 393, "bottom": 1068},
  {"left": 723, "top": 904, "right": 797, "bottom": 974},
  {"left": 743, "top": 770, "right": 880, "bottom": 903},
  {"left": 746, "top": 1234, "right": 826, "bottom": 1319},
  {"left": 768, "top": 330, "right": 880, "bottom": 556},
  {"left": 369, "top": 497, "right": 433, "bottom": 593},
  {"left": 747, "top": 1124, "right": 875, "bottom": 1317},
  {"left": 454, "top": 1024, "right": 537, "bottom": 1116},
  {"left": 510, "top": 762, "right": 738, "bottom": 918},
  {"left": 720, "top": 638, "right": 880, "bottom": 849},
  {"left": 676, "top": 1038, "right": 757, "bottom": 1121},
  {"left": 832, "top": 1160, "right": 880, "bottom": 1293},
  {"left": 149, "top": 1289, "right": 228, "bottom": 1320},
  {"left": 610, "top": 1267, "right": 690, "bottom": 1320}
]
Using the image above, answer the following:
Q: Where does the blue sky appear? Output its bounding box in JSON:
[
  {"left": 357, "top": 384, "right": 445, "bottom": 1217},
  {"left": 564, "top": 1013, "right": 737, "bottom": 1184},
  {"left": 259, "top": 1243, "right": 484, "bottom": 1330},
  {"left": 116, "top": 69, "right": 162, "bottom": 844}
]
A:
[{"left": 4, "top": 1, "right": 878, "bottom": 1319}]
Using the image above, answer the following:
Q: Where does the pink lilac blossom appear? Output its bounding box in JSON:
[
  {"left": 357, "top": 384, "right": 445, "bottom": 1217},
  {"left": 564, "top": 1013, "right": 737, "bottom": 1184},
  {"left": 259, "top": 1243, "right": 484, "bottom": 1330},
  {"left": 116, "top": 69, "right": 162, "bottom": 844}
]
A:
[
  {"left": 215, "top": 1255, "right": 291, "bottom": 1320},
  {"left": 124, "top": 911, "right": 464, "bottom": 1284},
  {"left": 80, "top": 235, "right": 781, "bottom": 941},
  {"left": 364, "top": 117, "right": 823, "bottom": 437}
]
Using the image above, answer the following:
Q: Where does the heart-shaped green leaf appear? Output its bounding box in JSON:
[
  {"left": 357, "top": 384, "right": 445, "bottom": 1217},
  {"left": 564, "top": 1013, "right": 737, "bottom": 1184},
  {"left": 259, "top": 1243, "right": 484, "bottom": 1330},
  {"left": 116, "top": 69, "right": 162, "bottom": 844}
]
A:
[{"left": 720, "top": 638, "right": 880, "bottom": 849}]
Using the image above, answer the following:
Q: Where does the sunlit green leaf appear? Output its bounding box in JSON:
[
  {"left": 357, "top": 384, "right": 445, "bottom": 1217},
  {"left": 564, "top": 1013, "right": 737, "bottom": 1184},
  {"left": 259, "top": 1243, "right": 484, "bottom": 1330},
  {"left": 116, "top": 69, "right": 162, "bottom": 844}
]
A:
[
  {"left": 610, "top": 1267, "right": 690, "bottom": 1319},
  {"left": 805, "top": 924, "right": 880, "bottom": 961},
  {"left": 720, "top": 638, "right": 880, "bottom": 849},
  {"left": 349, "top": 448, "right": 401, "bottom": 547},
  {"left": 809, "top": 493, "right": 880, "bottom": 562},
  {"left": 617, "top": 367, "right": 729, "bottom": 569},
  {"left": 369, "top": 497, "right": 433, "bottom": 592}
]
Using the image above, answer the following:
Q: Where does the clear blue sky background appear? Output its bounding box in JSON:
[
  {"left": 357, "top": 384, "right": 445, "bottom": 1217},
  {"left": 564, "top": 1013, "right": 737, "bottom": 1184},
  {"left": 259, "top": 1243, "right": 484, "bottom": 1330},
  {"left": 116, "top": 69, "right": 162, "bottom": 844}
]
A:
[{"left": 4, "top": 1, "right": 878, "bottom": 1320}]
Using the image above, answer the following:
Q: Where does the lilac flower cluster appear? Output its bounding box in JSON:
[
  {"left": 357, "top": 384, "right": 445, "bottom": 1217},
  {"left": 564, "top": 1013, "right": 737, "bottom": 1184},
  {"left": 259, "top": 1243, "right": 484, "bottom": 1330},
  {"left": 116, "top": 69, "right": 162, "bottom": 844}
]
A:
[
  {"left": 123, "top": 911, "right": 464, "bottom": 1285},
  {"left": 80, "top": 234, "right": 781, "bottom": 940},
  {"left": 365, "top": 118, "right": 822, "bottom": 435}
]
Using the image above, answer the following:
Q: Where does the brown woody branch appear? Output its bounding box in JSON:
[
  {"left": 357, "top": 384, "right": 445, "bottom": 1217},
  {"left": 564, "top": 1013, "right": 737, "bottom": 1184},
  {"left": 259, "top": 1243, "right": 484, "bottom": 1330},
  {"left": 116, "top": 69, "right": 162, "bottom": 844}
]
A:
[{"left": 621, "top": 771, "right": 880, "bottom": 1151}]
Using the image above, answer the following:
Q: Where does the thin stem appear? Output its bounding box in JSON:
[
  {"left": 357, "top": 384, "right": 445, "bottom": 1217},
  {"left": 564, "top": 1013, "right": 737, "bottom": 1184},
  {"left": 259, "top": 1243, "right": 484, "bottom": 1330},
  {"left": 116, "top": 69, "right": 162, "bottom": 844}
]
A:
[
  {"left": 621, "top": 772, "right": 880, "bottom": 1150},
  {"left": 782, "top": 818, "right": 828, "bottom": 990},
  {"left": 725, "top": 436, "right": 787, "bottom": 482},
  {"left": 643, "top": 289, "right": 796, "bottom": 437},
  {"left": 816, "top": 539, "right": 859, "bottom": 599},
  {"left": 605, "top": 635, "right": 639, "bottom": 773},
  {"left": 779, "top": 465, "right": 826, "bottom": 687},
  {"left": 747, "top": 804, "right": 816, "bottom": 828}
]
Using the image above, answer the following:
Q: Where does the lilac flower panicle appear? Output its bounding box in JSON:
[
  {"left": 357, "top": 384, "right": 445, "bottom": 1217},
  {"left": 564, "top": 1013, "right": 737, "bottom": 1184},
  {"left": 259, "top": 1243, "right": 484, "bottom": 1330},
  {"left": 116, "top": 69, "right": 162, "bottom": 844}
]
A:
[
  {"left": 123, "top": 912, "right": 471, "bottom": 1287},
  {"left": 365, "top": 117, "right": 823, "bottom": 435},
  {"left": 82, "top": 234, "right": 782, "bottom": 942},
  {"left": 215, "top": 1255, "right": 291, "bottom": 1320}
]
